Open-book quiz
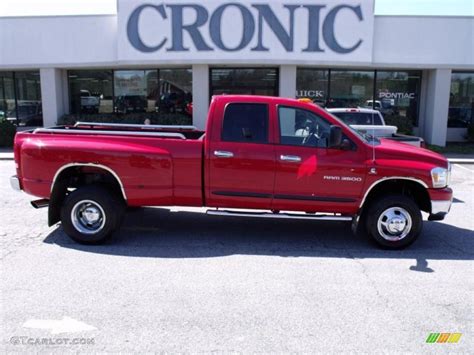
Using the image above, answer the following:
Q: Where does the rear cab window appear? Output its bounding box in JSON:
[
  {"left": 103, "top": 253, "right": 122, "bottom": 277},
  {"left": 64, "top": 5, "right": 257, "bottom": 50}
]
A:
[{"left": 221, "top": 103, "right": 269, "bottom": 143}]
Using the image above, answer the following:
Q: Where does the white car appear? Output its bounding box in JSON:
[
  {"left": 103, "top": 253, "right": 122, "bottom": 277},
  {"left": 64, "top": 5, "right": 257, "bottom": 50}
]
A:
[
  {"left": 327, "top": 108, "right": 424, "bottom": 148},
  {"left": 80, "top": 90, "right": 100, "bottom": 113}
]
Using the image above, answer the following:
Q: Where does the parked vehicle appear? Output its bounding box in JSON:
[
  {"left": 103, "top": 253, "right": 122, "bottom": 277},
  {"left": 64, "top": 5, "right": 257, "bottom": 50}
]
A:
[
  {"left": 156, "top": 91, "right": 191, "bottom": 114},
  {"left": 364, "top": 99, "right": 398, "bottom": 116},
  {"left": 327, "top": 108, "right": 425, "bottom": 147},
  {"left": 80, "top": 90, "right": 100, "bottom": 114},
  {"left": 6, "top": 102, "right": 43, "bottom": 126},
  {"left": 114, "top": 95, "right": 147, "bottom": 113},
  {"left": 11, "top": 96, "right": 452, "bottom": 249},
  {"left": 185, "top": 102, "right": 193, "bottom": 116}
]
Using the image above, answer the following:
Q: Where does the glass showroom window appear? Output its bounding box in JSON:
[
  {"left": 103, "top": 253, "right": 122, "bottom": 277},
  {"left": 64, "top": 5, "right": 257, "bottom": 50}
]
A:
[
  {"left": 0, "top": 72, "right": 14, "bottom": 120},
  {"left": 210, "top": 68, "right": 279, "bottom": 97},
  {"left": 114, "top": 70, "right": 157, "bottom": 114},
  {"left": 0, "top": 71, "right": 42, "bottom": 127},
  {"left": 69, "top": 70, "right": 113, "bottom": 114},
  {"left": 296, "top": 69, "right": 329, "bottom": 107},
  {"left": 158, "top": 69, "right": 193, "bottom": 117},
  {"left": 14, "top": 71, "right": 43, "bottom": 126},
  {"left": 328, "top": 70, "right": 374, "bottom": 108},
  {"left": 375, "top": 71, "right": 421, "bottom": 127},
  {"left": 68, "top": 68, "right": 193, "bottom": 122},
  {"left": 448, "top": 72, "right": 473, "bottom": 128}
]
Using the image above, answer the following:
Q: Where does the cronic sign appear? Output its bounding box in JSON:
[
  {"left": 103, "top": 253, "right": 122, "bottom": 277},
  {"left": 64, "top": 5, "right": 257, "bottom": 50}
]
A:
[{"left": 118, "top": 0, "right": 374, "bottom": 63}]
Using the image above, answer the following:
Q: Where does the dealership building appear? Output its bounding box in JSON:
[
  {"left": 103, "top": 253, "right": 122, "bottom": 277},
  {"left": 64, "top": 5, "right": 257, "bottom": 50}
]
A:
[{"left": 0, "top": 0, "right": 473, "bottom": 146}]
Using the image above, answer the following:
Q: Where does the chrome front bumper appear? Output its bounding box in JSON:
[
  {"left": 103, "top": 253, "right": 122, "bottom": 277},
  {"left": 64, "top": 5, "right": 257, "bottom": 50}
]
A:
[
  {"left": 431, "top": 199, "right": 452, "bottom": 215},
  {"left": 10, "top": 175, "right": 21, "bottom": 191}
]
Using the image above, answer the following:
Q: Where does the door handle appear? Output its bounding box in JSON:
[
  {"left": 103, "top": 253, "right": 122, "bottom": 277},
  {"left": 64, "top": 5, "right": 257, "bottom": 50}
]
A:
[
  {"left": 214, "top": 150, "right": 234, "bottom": 158},
  {"left": 280, "top": 155, "right": 301, "bottom": 163}
]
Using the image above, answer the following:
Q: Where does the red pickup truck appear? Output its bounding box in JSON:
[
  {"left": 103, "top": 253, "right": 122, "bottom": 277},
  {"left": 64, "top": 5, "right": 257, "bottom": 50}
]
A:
[{"left": 11, "top": 95, "right": 453, "bottom": 249}]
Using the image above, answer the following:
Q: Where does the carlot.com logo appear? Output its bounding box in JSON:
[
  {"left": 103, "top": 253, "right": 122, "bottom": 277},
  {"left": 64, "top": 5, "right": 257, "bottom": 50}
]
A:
[{"left": 426, "top": 333, "right": 462, "bottom": 344}]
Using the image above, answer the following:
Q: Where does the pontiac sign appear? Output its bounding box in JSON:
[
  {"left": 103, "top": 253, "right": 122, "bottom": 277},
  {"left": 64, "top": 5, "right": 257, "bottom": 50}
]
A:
[{"left": 118, "top": 0, "right": 374, "bottom": 63}]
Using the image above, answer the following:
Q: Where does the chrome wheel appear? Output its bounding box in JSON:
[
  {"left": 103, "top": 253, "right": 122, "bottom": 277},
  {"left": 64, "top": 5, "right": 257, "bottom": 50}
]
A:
[
  {"left": 71, "top": 200, "right": 106, "bottom": 235},
  {"left": 377, "top": 207, "right": 412, "bottom": 241}
]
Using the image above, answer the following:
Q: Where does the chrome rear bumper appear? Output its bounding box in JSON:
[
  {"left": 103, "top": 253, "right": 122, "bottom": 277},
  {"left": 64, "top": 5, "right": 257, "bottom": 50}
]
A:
[{"left": 10, "top": 175, "right": 21, "bottom": 191}]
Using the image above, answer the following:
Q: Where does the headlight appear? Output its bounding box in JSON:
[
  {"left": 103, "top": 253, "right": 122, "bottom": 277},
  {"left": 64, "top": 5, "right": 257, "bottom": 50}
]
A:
[{"left": 431, "top": 167, "right": 449, "bottom": 188}]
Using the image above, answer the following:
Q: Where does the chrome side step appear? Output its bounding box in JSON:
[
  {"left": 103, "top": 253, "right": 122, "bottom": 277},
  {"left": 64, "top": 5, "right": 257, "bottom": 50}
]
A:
[
  {"left": 206, "top": 209, "right": 352, "bottom": 221},
  {"left": 31, "top": 199, "right": 49, "bottom": 209}
]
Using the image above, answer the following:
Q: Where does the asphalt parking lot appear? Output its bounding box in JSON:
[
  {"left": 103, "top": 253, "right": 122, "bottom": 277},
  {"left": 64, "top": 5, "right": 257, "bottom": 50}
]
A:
[{"left": 0, "top": 160, "right": 472, "bottom": 353}]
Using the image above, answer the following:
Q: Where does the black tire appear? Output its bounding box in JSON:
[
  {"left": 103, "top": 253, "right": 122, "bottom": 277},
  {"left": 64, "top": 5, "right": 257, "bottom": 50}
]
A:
[
  {"left": 365, "top": 195, "right": 422, "bottom": 249},
  {"left": 60, "top": 185, "right": 124, "bottom": 244}
]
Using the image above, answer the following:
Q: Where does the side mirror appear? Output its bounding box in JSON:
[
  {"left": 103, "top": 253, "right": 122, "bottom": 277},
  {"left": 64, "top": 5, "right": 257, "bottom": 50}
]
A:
[{"left": 328, "top": 125, "right": 343, "bottom": 148}]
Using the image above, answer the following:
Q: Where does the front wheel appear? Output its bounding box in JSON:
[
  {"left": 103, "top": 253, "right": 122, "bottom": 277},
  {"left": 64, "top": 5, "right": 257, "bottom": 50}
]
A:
[
  {"left": 366, "top": 195, "right": 422, "bottom": 249},
  {"left": 60, "top": 185, "right": 124, "bottom": 244}
]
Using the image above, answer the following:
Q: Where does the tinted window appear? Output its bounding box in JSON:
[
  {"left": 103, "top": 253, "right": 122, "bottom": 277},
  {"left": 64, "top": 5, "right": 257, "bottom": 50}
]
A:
[
  {"left": 0, "top": 71, "right": 43, "bottom": 127},
  {"left": 329, "top": 70, "right": 374, "bottom": 108},
  {"left": 296, "top": 69, "right": 329, "bottom": 107},
  {"left": 68, "top": 68, "right": 193, "bottom": 121},
  {"left": 211, "top": 68, "right": 279, "bottom": 97},
  {"left": 448, "top": 71, "right": 473, "bottom": 127},
  {"left": 278, "top": 106, "right": 331, "bottom": 147},
  {"left": 331, "top": 112, "right": 383, "bottom": 126},
  {"left": 222, "top": 104, "right": 268, "bottom": 143},
  {"left": 375, "top": 70, "right": 421, "bottom": 128}
]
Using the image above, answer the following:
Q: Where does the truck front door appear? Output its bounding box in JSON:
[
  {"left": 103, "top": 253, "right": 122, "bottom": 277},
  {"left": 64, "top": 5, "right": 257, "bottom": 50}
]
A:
[
  {"left": 272, "top": 105, "right": 366, "bottom": 214},
  {"left": 207, "top": 102, "right": 276, "bottom": 209}
]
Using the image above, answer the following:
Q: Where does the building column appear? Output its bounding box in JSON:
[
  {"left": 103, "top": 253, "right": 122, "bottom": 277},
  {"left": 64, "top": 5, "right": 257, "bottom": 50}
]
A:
[
  {"left": 279, "top": 65, "right": 297, "bottom": 98},
  {"left": 192, "top": 64, "right": 209, "bottom": 130},
  {"left": 40, "top": 68, "right": 67, "bottom": 127},
  {"left": 422, "top": 69, "right": 452, "bottom": 146}
]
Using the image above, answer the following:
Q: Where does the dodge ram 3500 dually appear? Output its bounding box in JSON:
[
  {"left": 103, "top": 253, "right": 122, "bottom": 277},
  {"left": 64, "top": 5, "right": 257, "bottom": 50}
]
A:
[{"left": 10, "top": 95, "right": 453, "bottom": 249}]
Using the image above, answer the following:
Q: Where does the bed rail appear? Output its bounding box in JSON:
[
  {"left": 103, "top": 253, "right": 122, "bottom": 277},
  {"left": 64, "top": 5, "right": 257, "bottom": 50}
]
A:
[
  {"left": 74, "top": 121, "right": 197, "bottom": 131},
  {"left": 33, "top": 128, "right": 186, "bottom": 140}
]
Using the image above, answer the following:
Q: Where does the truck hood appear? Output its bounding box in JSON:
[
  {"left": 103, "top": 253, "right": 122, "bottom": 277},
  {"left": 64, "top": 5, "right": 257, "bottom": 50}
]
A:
[{"left": 374, "top": 138, "right": 448, "bottom": 169}]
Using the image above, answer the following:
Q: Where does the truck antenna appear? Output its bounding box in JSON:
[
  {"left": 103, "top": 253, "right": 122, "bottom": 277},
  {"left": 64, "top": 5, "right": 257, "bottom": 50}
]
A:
[{"left": 371, "top": 110, "right": 376, "bottom": 164}]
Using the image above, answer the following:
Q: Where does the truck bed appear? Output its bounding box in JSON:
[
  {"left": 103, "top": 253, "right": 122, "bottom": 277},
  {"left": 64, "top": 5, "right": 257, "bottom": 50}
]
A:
[{"left": 15, "top": 123, "right": 205, "bottom": 207}]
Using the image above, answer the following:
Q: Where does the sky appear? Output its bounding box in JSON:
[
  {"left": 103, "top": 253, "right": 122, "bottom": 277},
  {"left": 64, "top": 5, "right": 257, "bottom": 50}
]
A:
[{"left": 0, "top": 0, "right": 473, "bottom": 17}]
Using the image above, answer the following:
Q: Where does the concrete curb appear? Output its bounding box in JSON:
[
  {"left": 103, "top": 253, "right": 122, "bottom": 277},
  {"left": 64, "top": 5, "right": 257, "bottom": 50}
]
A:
[{"left": 448, "top": 159, "right": 474, "bottom": 164}]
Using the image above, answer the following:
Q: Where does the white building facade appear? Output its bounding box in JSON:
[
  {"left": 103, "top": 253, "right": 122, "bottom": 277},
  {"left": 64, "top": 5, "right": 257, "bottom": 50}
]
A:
[{"left": 0, "top": 0, "right": 473, "bottom": 146}]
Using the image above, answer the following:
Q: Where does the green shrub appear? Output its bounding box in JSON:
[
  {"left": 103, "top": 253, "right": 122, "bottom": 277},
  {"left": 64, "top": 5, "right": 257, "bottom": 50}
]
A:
[
  {"left": 0, "top": 118, "right": 16, "bottom": 147},
  {"left": 383, "top": 115, "right": 414, "bottom": 135},
  {"left": 58, "top": 113, "right": 192, "bottom": 126}
]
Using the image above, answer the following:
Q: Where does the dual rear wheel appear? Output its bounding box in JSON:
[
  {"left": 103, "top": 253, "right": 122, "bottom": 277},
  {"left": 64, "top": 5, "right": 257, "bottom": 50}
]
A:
[{"left": 60, "top": 185, "right": 124, "bottom": 244}]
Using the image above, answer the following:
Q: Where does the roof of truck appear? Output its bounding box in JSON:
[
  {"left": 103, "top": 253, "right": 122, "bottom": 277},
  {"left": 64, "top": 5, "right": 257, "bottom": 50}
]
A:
[
  {"left": 327, "top": 107, "right": 380, "bottom": 114},
  {"left": 211, "top": 95, "right": 324, "bottom": 111}
]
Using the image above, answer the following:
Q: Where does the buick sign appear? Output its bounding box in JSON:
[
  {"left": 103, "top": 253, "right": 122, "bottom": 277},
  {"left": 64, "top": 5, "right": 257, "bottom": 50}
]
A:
[{"left": 118, "top": 0, "right": 374, "bottom": 63}]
